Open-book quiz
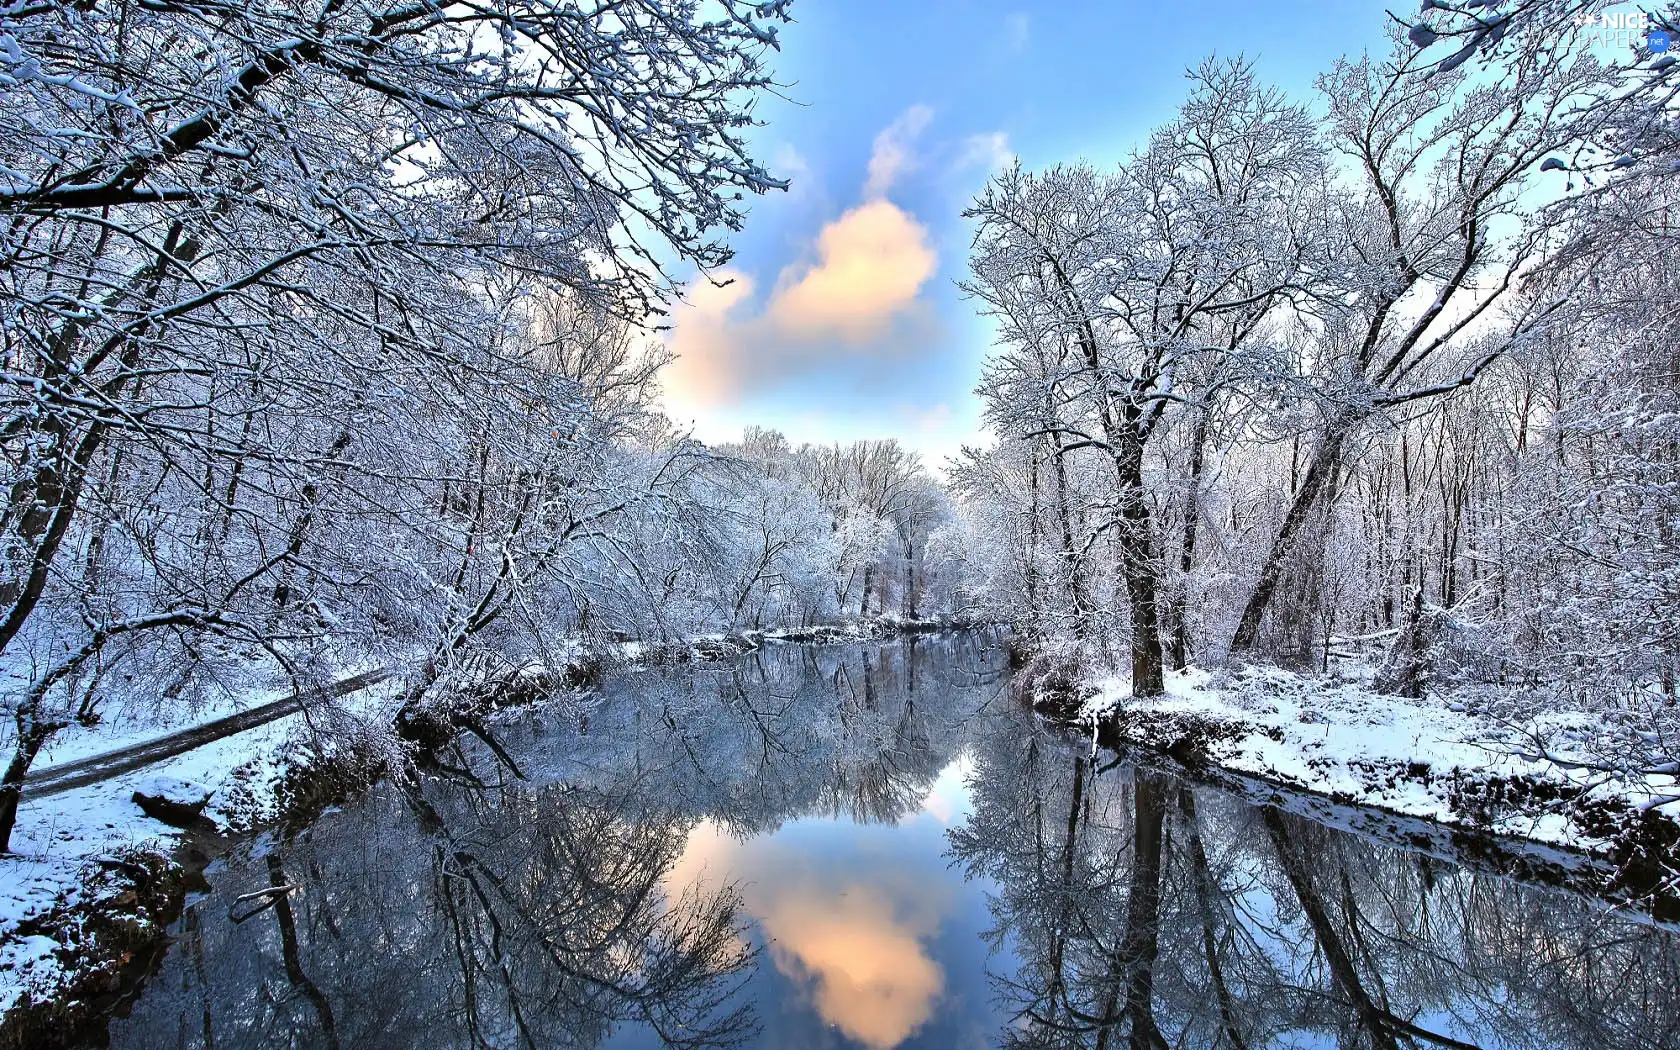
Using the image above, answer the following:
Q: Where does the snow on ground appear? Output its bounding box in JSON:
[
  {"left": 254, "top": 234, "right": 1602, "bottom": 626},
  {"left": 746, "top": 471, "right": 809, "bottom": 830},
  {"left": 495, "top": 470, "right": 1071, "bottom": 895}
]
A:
[
  {"left": 0, "top": 673, "right": 403, "bottom": 1014},
  {"left": 0, "top": 725, "right": 277, "bottom": 1009},
  {"left": 32, "top": 658, "right": 389, "bottom": 769},
  {"left": 1079, "top": 664, "right": 1680, "bottom": 854}
]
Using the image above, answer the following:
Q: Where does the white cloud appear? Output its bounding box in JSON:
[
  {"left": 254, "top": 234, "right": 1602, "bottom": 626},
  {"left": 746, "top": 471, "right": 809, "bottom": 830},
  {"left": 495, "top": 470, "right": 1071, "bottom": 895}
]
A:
[
  {"left": 771, "top": 142, "right": 820, "bottom": 205},
  {"left": 864, "top": 104, "right": 934, "bottom": 200},
  {"left": 955, "top": 131, "right": 1014, "bottom": 175},
  {"left": 918, "top": 753, "right": 974, "bottom": 824}
]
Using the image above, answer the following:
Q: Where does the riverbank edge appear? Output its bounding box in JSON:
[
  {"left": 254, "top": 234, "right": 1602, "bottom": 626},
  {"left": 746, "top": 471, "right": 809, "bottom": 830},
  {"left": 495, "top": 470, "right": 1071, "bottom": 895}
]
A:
[
  {"left": 0, "top": 724, "right": 394, "bottom": 1049},
  {"left": 0, "top": 617, "right": 990, "bottom": 1048},
  {"left": 1017, "top": 663, "right": 1680, "bottom": 925}
]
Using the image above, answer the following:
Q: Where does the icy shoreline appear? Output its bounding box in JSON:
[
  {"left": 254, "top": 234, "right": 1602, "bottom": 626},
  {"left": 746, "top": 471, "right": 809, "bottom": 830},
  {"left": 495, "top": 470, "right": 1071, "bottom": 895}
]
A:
[{"left": 1063, "top": 665, "right": 1680, "bottom": 918}]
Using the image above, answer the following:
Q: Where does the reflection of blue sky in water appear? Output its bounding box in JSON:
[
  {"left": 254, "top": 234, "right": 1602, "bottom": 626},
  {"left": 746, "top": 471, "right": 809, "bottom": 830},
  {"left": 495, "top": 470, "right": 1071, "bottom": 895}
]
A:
[{"left": 608, "top": 753, "right": 1009, "bottom": 1050}]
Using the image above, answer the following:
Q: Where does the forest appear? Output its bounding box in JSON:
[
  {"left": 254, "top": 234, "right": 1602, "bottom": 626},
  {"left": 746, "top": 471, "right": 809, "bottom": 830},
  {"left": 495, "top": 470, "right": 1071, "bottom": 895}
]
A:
[
  {"left": 950, "top": 19, "right": 1680, "bottom": 809},
  {"left": 1, "top": 0, "right": 1678, "bottom": 1040}
]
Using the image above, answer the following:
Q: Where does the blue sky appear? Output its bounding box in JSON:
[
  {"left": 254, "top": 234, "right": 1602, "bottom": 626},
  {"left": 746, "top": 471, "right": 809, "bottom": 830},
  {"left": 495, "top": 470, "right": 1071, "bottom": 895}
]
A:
[{"left": 659, "top": 0, "right": 1397, "bottom": 465}]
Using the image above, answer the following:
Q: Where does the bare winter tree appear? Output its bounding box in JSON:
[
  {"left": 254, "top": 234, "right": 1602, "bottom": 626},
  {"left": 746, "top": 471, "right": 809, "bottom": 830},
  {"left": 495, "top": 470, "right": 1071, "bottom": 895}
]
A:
[
  {"left": 1227, "top": 32, "right": 1607, "bottom": 659},
  {"left": 965, "top": 58, "right": 1324, "bottom": 695},
  {"left": 956, "top": 23, "right": 1675, "bottom": 760}
]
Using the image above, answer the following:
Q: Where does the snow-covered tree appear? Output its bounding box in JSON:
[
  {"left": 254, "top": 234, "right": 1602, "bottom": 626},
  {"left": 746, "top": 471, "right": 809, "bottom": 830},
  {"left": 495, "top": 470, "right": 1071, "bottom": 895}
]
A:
[{"left": 0, "top": 0, "right": 794, "bottom": 850}]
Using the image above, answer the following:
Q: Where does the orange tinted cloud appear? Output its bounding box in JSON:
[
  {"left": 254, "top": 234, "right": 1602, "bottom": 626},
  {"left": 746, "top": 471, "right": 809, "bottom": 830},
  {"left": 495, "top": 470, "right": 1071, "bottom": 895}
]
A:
[
  {"left": 661, "top": 201, "right": 937, "bottom": 414},
  {"left": 662, "top": 268, "right": 757, "bottom": 410},
  {"left": 767, "top": 200, "right": 936, "bottom": 342},
  {"left": 660, "top": 107, "right": 941, "bottom": 416}
]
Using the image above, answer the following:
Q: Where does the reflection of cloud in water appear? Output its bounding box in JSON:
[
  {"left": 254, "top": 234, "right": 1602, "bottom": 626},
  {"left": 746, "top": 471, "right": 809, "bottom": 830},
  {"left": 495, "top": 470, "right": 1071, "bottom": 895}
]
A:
[
  {"left": 766, "top": 883, "right": 944, "bottom": 1049},
  {"left": 667, "top": 820, "right": 951, "bottom": 1049}
]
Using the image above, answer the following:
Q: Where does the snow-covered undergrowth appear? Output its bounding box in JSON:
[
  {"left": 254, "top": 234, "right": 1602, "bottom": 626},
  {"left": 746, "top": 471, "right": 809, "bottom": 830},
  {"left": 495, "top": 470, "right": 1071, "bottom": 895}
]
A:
[
  {"left": 629, "top": 615, "right": 966, "bottom": 665},
  {"left": 1078, "top": 665, "right": 1680, "bottom": 857}
]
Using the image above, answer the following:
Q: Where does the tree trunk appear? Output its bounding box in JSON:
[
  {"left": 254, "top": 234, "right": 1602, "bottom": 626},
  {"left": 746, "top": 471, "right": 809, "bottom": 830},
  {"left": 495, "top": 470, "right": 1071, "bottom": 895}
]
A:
[
  {"left": 0, "top": 722, "right": 53, "bottom": 854},
  {"left": 1115, "top": 443, "right": 1166, "bottom": 697},
  {"left": 268, "top": 856, "right": 341, "bottom": 1050},
  {"left": 903, "top": 537, "right": 916, "bottom": 619},
  {"left": 1230, "top": 416, "right": 1355, "bottom": 656},
  {"left": 1052, "top": 432, "right": 1093, "bottom": 642},
  {"left": 0, "top": 227, "right": 204, "bottom": 660},
  {"left": 1169, "top": 410, "right": 1211, "bottom": 670},
  {"left": 0, "top": 428, "right": 103, "bottom": 660},
  {"left": 1026, "top": 444, "right": 1043, "bottom": 631},
  {"left": 1046, "top": 752, "right": 1087, "bottom": 1007},
  {"left": 1052, "top": 262, "right": 1166, "bottom": 693}
]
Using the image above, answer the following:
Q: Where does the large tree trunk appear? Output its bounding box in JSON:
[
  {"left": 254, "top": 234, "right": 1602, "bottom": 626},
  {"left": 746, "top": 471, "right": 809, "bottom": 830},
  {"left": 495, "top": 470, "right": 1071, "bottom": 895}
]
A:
[
  {"left": 1262, "top": 808, "right": 1403, "bottom": 1050},
  {"left": 1115, "top": 442, "right": 1167, "bottom": 697},
  {"left": 1054, "top": 263, "right": 1167, "bottom": 695},
  {"left": 1120, "top": 773, "right": 1169, "bottom": 1050},
  {"left": 1042, "top": 749, "right": 1087, "bottom": 1020}
]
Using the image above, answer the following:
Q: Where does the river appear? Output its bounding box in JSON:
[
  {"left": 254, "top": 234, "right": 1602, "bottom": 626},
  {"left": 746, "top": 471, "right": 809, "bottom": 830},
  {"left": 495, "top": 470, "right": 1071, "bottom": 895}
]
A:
[{"left": 101, "top": 636, "right": 1679, "bottom": 1050}]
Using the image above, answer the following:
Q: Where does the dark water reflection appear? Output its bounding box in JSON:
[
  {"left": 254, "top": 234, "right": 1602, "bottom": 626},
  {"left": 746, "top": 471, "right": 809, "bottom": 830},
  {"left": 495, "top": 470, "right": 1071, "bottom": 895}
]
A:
[{"left": 104, "top": 638, "right": 1680, "bottom": 1050}]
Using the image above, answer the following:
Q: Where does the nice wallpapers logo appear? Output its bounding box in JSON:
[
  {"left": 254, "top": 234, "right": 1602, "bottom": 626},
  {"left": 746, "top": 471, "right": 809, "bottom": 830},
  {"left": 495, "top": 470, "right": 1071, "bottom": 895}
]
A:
[{"left": 1574, "top": 11, "right": 1670, "bottom": 51}]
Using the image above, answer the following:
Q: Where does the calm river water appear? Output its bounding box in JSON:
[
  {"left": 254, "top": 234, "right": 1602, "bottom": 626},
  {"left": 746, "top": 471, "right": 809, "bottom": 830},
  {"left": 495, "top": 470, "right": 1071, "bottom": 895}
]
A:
[{"left": 103, "top": 636, "right": 1679, "bottom": 1050}]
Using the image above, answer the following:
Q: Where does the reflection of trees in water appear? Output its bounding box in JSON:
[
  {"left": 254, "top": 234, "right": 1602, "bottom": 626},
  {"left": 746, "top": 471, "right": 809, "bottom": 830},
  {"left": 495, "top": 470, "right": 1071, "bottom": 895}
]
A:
[
  {"left": 425, "top": 787, "right": 755, "bottom": 1050},
  {"left": 105, "top": 638, "right": 1679, "bottom": 1049},
  {"left": 952, "top": 709, "right": 1680, "bottom": 1050},
  {"left": 115, "top": 780, "right": 755, "bottom": 1050},
  {"left": 109, "top": 636, "right": 1011, "bottom": 1050},
  {"left": 499, "top": 634, "right": 1010, "bottom": 834}
]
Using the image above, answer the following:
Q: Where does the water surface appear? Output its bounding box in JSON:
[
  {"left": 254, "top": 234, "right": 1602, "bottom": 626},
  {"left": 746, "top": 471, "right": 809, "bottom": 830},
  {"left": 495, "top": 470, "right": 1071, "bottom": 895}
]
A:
[{"left": 105, "top": 637, "right": 1680, "bottom": 1050}]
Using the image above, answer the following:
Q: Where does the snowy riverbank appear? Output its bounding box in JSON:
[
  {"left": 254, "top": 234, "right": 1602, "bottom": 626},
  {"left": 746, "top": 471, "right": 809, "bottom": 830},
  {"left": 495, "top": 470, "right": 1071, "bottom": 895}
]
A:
[
  {"left": 1070, "top": 665, "right": 1680, "bottom": 912},
  {"left": 0, "top": 672, "right": 405, "bottom": 1033}
]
